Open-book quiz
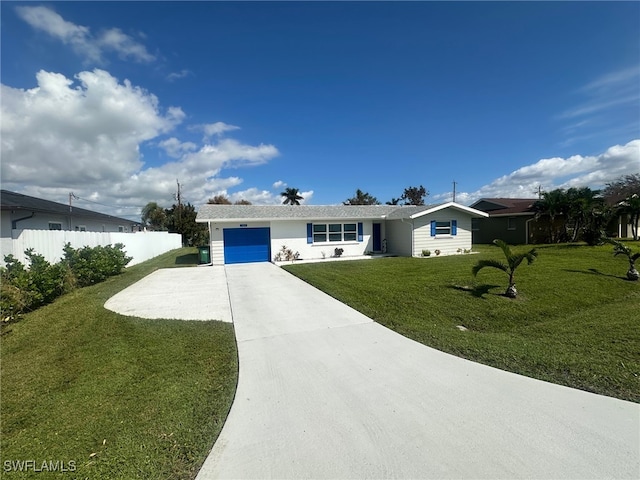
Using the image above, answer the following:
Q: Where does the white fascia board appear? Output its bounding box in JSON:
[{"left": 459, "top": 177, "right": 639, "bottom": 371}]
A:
[{"left": 409, "top": 202, "right": 489, "bottom": 219}]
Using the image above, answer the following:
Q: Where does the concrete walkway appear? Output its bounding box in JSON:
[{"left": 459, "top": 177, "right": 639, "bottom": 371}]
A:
[{"left": 197, "top": 263, "right": 639, "bottom": 479}]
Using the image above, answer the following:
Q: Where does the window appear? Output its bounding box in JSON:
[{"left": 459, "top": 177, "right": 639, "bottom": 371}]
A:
[
  {"left": 436, "top": 221, "right": 451, "bottom": 235},
  {"left": 311, "top": 223, "right": 359, "bottom": 243},
  {"left": 49, "top": 222, "right": 62, "bottom": 230},
  {"left": 118, "top": 226, "right": 125, "bottom": 232},
  {"left": 430, "top": 220, "right": 457, "bottom": 237},
  {"left": 507, "top": 217, "right": 516, "bottom": 230}
]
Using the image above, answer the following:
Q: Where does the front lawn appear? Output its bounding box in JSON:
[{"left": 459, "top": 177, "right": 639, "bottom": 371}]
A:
[
  {"left": 1, "top": 248, "right": 238, "bottom": 479},
  {"left": 284, "top": 243, "right": 640, "bottom": 403}
]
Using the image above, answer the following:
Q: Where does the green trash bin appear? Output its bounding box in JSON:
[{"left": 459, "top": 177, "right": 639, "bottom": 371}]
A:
[{"left": 198, "top": 245, "right": 211, "bottom": 264}]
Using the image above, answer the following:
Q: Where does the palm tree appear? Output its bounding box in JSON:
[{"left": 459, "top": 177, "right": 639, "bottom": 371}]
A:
[
  {"left": 606, "top": 239, "right": 640, "bottom": 281},
  {"left": 472, "top": 239, "right": 538, "bottom": 298},
  {"left": 281, "top": 187, "right": 303, "bottom": 205},
  {"left": 533, "top": 189, "right": 568, "bottom": 243}
]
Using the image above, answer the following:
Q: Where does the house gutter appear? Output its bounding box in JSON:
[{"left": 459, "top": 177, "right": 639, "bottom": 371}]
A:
[
  {"left": 400, "top": 217, "right": 415, "bottom": 256},
  {"left": 525, "top": 217, "right": 535, "bottom": 245},
  {"left": 11, "top": 212, "right": 35, "bottom": 230}
]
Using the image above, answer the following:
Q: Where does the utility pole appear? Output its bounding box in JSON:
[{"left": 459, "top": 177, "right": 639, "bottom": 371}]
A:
[
  {"left": 452, "top": 181, "right": 457, "bottom": 203},
  {"left": 534, "top": 185, "right": 543, "bottom": 199},
  {"left": 175, "top": 179, "right": 182, "bottom": 225}
]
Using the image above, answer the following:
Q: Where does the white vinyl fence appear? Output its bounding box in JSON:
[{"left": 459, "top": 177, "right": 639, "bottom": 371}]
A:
[{"left": 3, "top": 229, "right": 183, "bottom": 267}]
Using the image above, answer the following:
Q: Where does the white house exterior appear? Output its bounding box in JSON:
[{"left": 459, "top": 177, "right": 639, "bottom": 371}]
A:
[{"left": 196, "top": 203, "right": 488, "bottom": 265}]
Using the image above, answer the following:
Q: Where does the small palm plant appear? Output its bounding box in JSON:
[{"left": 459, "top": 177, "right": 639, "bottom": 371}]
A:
[
  {"left": 472, "top": 239, "right": 538, "bottom": 298},
  {"left": 606, "top": 239, "right": 639, "bottom": 281}
]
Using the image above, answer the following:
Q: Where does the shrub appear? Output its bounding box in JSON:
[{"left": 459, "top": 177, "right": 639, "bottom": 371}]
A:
[
  {"left": 1, "top": 244, "right": 131, "bottom": 321},
  {"left": 62, "top": 243, "right": 132, "bottom": 287},
  {"left": 422, "top": 249, "right": 431, "bottom": 257},
  {"left": 0, "top": 251, "right": 73, "bottom": 321}
]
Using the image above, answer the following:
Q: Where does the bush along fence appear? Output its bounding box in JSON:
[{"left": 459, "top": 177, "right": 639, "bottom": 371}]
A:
[
  {"left": 1, "top": 243, "right": 132, "bottom": 323},
  {"left": 2, "top": 229, "right": 182, "bottom": 268}
]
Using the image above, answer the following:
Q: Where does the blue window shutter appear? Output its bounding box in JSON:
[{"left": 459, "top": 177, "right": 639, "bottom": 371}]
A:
[
  {"left": 430, "top": 220, "right": 436, "bottom": 237},
  {"left": 307, "top": 223, "right": 313, "bottom": 244},
  {"left": 357, "top": 222, "right": 363, "bottom": 242},
  {"left": 452, "top": 220, "right": 457, "bottom": 236}
]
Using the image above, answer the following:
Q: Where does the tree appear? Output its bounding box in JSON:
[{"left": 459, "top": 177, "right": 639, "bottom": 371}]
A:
[
  {"left": 604, "top": 174, "right": 640, "bottom": 240},
  {"left": 281, "top": 187, "right": 303, "bottom": 205},
  {"left": 386, "top": 197, "right": 401, "bottom": 205},
  {"left": 343, "top": 189, "right": 380, "bottom": 205},
  {"left": 234, "top": 199, "right": 252, "bottom": 205},
  {"left": 605, "top": 238, "right": 640, "bottom": 281},
  {"left": 400, "top": 185, "right": 428, "bottom": 206},
  {"left": 533, "top": 189, "right": 569, "bottom": 243},
  {"left": 603, "top": 174, "right": 640, "bottom": 204},
  {"left": 564, "top": 187, "right": 608, "bottom": 244},
  {"left": 141, "top": 202, "right": 167, "bottom": 230},
  {"left": 165, "top": 203, "right": 208, "bottom": 247},
  {"left": 208, "top": 195, "right": 232, "bottom": 204},
  {"left": 472, "top": 239, "right": 538, "bottom": 298}
]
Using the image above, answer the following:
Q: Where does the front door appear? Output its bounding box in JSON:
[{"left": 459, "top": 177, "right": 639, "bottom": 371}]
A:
[{"left": 373, "top": 223, "right": 382, "bottom": 252}]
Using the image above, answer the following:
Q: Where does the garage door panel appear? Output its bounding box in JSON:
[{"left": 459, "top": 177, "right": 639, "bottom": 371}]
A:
[{"left": 223, "top": 228, "right": 270, "bottom": 264}]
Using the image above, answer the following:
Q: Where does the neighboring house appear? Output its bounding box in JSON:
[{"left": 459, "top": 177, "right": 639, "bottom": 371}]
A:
[
  {"left": 1, "top": 190, "right": 137, "bottom": 233},
  {"left": 195, "top": 202, "right": 488, "bottom": 265},
  {"left": 1, "top": 190, "right": 139, "bottom": 262},
  {"left": 470, "top": 198, "right": 541, "bottom": 245}
]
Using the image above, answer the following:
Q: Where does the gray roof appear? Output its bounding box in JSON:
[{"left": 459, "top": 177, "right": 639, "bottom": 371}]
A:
[
  {"left": 196, "top": 204, "right": 399, "bottom": 222},
  {"left": 1, "top": 190, "right": 136, "bottom": 224},
  {"left": 195, "top": 202, "right": 489, "bottom": 222}
]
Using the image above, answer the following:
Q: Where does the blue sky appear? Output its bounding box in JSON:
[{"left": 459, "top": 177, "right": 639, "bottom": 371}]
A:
[{"left": 2, "top": 1, "right": 639, "bottom": 218}]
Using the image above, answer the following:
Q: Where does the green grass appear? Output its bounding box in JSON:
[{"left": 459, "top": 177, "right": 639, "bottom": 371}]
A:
[
  {"left": 1, "top": 248, "right": 238, "bottom": 479},
  {"left": 284, "top": 243, "right": 640, "bottom": 403}
]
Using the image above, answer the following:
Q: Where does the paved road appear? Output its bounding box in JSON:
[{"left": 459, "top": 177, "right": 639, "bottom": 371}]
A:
[{"left": 197, "top": 263, "right": 639, "bottom": 479}]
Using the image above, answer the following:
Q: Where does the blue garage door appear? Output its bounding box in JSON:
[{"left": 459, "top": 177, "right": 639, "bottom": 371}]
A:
[{"left": 223, "top": 228, "right": 271, "bottom": 264}]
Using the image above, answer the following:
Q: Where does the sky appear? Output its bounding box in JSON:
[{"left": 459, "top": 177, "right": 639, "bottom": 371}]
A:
[{"left": 1, "top": 1, "right": 639, "bottom": 220}]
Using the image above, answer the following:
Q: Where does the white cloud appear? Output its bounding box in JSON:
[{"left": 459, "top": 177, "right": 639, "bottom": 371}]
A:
[
  {"left": 97, "top": 28, "right": 156, "bottom": 63},
  {"left": 199, "top": 122, "right": 241, "bottom": 139},
  {"left": 166, "top": 69, "right": 192, "bottom": 82},
  {"left": 272, "top": 180, "right": 286, "bottom": 189},
  {"left": 1, "top": 69, "right": 280, "bottom": 216},
  {"left": 15, "top": 5, "right": 155, "bottom": 64},
  {"left": 159, "top": 137, "right": 197, "bottom": 158},
  {"left": 437, "top": 140, "right": 640, "bottom": 205}
]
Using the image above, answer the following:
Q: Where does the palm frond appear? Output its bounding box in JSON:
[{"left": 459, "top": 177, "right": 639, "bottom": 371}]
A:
[
  {"left": 472, "top": 259, "right": 508, "bottom": 277},
  {"left": 493, "top": 239, "right": 512, "bottom": 258}
]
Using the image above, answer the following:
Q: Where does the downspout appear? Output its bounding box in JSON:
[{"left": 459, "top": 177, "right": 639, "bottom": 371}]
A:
[
  {"left": 525, "top": 217, "right": 535, "bottom": 245},
  {"left": 400, "top": 217, "right": 415, "bottom": 257},
  {"left": 12, "top": 212, "right": 35, "bottom": 230}
]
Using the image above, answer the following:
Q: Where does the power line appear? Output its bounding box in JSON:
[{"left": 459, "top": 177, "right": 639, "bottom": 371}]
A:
[{"left": 72, "top": 195, "right": 143, "bottom": 211}]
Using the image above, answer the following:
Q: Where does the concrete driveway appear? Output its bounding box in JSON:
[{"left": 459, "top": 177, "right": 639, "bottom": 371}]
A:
[
  {"left": 197, "top": 263, "right": 639, "bottom": 479},
  {"left": 104, "top": 266, "right": 232, "bottom": 322}
]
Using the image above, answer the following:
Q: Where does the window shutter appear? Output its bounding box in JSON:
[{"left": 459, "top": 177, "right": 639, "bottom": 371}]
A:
[
  {"left": 430, "top": 220, "right": 436, "bottom": 237},
  {"left": 307, "top": 223, "right": 313, "bottom": 244},
  {"left": 357, "top": 222, "right": 363, "bottom": 242},
  {"left": 451, "top": 220, "right": 457, "bottom": 236}
]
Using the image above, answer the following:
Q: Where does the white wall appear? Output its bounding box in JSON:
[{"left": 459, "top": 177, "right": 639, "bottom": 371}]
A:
[
  {"left": 413, "top": 210, "right": 473, "bottom": 256},
  {"left": 3, "top": 229, "right": 182, "bottom": 267},
  {"left": 385, "top": 219, "right": 413, "bottom": 256},
  {"left": 206, "top": 219, "right": 378, "bottom": 264},
  {"left": 271, "top": 220, "right": 375, "bottom": 261}
]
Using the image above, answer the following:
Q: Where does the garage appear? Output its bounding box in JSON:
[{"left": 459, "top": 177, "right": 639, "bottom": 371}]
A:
[{"left": 223, "top": 227, "right": 271, "bottom": 264}]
